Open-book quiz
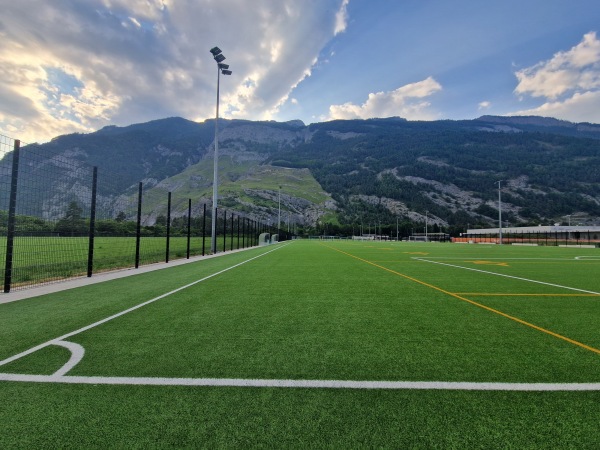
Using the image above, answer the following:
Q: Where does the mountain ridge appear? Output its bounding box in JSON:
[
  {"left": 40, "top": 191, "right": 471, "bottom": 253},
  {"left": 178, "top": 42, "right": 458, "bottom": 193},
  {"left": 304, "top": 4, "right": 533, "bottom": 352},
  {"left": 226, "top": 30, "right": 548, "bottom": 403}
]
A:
[{"left": 2, "top": 115, "right": 599, "bottom": 234}]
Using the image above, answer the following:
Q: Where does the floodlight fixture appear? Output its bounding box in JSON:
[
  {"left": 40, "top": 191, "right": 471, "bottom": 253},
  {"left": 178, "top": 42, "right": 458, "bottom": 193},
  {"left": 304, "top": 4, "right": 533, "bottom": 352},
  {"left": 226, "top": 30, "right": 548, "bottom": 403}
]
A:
[
  {"left": 221, "top": 69, "right": 232, "bottom": 75},
  {"left": 210, "top": 47, "right": 222, "bottom": 56},
  {"left": 214, "top": 53, "right": 226, "bottom": 63},
  {"left": 218, "top": 63, "right": 229, "bottom": 70}
]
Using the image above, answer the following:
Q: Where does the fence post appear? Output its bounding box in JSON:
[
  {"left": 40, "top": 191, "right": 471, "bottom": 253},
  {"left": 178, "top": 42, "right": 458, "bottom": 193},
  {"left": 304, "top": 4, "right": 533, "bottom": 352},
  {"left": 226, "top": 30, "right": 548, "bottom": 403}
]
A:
[
  {"left": 222, "top": 209, "right": 227, "bottom": 252},
  {"left": 166, "top": 192, "right": 171, "bottom": 263},
  {"left": 237, "top": 214, "right": 240, "bottom": 249},
  {"left": 230, "top": 212, "right": 234, "bottom": 251},
  {"left": 242, "top": 217, "right": 246, "bottom": 248},
  {"left": 3, "top": 140, "right": 20, "bottom": 293},
  {"left": 202, "top": 203, "right": 206, "bottom": 256},
  {"left": 87, "top": 166, "right": 98, "bottom": 277},
  {"left": 186, "top": 198, "right": 191, "bottom": 259},
  {"left": 135, "top": 182, "right": 142, "bottom": 268}
]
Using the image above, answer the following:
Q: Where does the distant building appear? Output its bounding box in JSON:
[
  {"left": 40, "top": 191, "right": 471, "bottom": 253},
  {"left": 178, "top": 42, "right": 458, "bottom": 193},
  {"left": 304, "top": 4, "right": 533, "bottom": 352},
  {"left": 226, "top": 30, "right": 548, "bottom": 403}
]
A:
[{"left": 453, "top": 225, "right": 600, "bottom": 246}]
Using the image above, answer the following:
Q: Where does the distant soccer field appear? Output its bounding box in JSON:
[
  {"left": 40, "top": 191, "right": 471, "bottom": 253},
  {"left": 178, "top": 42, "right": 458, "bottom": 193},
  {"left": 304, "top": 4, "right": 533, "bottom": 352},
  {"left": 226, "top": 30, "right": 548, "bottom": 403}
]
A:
[
  {"left": 0, "top": 235, "right": 245, "bottom": 288},
  {"left": 1, "top": 240, "right": 599, "bottom": 447}
]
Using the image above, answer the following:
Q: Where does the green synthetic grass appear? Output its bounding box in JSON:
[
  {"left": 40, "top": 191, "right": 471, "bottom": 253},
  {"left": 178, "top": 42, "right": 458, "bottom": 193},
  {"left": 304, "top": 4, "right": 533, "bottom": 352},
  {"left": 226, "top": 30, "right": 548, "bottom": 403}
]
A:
[
  {"left": 1, "top": 240, "right": 599, "bottom": 447},
  {"left": 2, "top": 383, "right": 598, "bottom": 448}
]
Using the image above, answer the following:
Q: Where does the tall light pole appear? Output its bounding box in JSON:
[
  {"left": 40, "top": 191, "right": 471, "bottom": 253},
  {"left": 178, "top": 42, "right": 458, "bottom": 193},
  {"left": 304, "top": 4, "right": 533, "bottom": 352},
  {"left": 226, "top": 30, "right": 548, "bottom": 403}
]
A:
[
  {"left": 497, "top": 180, "right": 503, "bottom": 245},
  {"left": 425, "top": 210, "right": 428, "bottom": 242},
  {"left": 209, "top": 46, "right": 232, "bottom": 254}
]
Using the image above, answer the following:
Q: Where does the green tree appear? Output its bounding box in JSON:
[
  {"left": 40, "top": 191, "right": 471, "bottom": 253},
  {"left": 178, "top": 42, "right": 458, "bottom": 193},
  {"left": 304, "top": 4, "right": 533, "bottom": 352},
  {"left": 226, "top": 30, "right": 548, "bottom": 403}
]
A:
[{"left": 55, "top": 201, "right": 87, "bottom": 236}]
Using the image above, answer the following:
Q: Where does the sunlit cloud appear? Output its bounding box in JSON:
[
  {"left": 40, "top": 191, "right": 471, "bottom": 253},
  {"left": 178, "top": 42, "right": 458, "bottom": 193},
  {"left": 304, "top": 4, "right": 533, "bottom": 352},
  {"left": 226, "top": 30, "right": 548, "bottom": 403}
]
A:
[
  {"left": 515, "top": 32, "right": 600, "bottom": 99},
  {"left": 334, "top": 0, "right": 350, "bottom": 35},
  {"left": 511, "top": 90, "right": 600, "bottom": 123},
  {"left": 0, "top": 0, "right": 348, "bottom": 143},
  {"left": 511, "top": 32, "right": 600, "bottom": 122},
  {"left": 328, "top": 77, "right": 442, "bottom": 120}
]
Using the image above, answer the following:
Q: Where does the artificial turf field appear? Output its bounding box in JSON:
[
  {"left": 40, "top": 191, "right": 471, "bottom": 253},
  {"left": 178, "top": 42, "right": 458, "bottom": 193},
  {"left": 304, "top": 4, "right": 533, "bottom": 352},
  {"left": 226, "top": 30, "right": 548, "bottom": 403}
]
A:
[{"left": 0, "top": 240, "right": 599, "bottom": 448}]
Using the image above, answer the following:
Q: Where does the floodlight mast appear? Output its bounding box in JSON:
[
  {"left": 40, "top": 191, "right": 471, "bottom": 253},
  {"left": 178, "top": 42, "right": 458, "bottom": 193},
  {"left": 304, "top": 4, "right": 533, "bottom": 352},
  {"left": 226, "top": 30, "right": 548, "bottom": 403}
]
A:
[{"left": 210, "top": 47, "right": 232, "bottom": 254}]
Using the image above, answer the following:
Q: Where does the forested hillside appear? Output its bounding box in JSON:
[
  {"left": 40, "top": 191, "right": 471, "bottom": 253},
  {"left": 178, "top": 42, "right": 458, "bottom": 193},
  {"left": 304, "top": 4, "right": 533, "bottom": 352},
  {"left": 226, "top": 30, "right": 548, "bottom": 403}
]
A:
[
  {"left": 2, "top": 115, "right": 599, "bottom": 236},
  {"left": 269, "top": 117, "right": 600, "bottom": 233}
]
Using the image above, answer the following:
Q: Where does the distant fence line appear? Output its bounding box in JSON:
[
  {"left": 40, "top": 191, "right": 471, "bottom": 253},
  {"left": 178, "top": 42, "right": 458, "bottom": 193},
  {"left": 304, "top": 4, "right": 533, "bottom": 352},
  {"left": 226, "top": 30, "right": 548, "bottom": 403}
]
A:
[
  {"left": 453, "top": 231, "right": 600, "bottom": 247},
  {"left": 0, "top": 136, "right": 290, "bottom": 292}
]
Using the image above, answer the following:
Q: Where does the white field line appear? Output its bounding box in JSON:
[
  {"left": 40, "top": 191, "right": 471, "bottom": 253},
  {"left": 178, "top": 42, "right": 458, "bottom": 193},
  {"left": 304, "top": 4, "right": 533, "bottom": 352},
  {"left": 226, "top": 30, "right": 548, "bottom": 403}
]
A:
[
  {"left": 52, "top": 341, "right": 85, "bottom": 376},
  {"left": 0, "top": 373, "right": 599, "bottom": 391},
  {"left": 0, "top": 244, "right": 288, "bottom": 369},
  {"left": 413, "top": 258, "right": 600, "bottom": 295},
  {"left": 2, "top": 242, "right": 597, "bottom": 392}
]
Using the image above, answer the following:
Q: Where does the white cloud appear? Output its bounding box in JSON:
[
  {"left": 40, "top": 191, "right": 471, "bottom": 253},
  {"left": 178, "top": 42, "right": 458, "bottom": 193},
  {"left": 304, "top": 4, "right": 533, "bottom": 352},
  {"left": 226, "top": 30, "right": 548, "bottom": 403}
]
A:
[
  {"left": 0, "top": 0, "right": 348, "bottom": 143},
  {"left": 334, "top": 0, "right": 349, "bottom": 35},
  {"left": 511, "top": 32, "right": 600, "bottom": 122},
  {"left": 478, "top": 101, "right": 492, "bottom": 110},
  {"left": 515, "top": 32, "right": 600, "bottom": 99},
  {"left": 328, "top": 77, "right": 442, "bottom": 120},
  {"left": 511, "top": 90, "right": 600, "bottom": 123},
  {"left": 128, "top": 17, "right": 142, "bottom": 29}
]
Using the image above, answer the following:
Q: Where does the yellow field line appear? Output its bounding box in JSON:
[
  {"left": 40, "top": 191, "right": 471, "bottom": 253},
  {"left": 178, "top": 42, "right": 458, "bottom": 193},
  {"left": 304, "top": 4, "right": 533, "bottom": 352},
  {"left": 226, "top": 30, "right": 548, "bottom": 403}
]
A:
[
  {"left": 455, "top": 293, "right": 600, "bottom": 297},
  {"left": 324, "top": 244, "right": 600, "bottom": 356}
]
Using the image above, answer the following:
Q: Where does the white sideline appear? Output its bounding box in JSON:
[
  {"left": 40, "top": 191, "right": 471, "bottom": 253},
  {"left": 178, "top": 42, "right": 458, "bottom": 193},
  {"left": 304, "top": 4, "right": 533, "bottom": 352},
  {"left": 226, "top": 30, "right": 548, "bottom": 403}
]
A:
[
  {"left": 0, "top": 246, "right": 257, "bottom": 304},
  {"left": 1, "top": 242, "right": 598, "bottom": 392},
  {"left": 0, "top": 244, "right": 288, "bottom": 369},
  {"left": 413, "top": 258, "right": 600, "bottom": 295},
  {"left": 0, "top": 373, "right": 599, "bottom": 391}
]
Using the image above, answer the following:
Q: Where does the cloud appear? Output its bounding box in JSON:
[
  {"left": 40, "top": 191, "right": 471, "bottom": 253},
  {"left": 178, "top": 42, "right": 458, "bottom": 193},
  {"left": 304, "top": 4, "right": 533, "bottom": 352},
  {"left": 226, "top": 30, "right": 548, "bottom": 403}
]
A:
[
  {"left": 515, "top": 32, "right": 600, "bottom": 99},
  {"left": 478, "top": 101, "right": 492, "bottom": 110},
  {"left": 334, "top": 0, "right": 350, "bottom": 35},
  {"left": 0, "top": 0, "right": 348, "bottom": 143},
  {"left": 511, "top": 32, "right": 600, "bottom": 122},
  {"left": 511, "top": 90, "right": 600, "bottom": 123},
  {"left": 328, "top": 77, "right": 442, "bottom": 120}
]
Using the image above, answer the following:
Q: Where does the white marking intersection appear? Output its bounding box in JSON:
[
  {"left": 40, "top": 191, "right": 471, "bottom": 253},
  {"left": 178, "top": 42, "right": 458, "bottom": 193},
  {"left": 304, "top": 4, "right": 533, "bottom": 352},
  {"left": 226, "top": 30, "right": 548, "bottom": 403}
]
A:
[{"left": 1, "top": 244, "right": 598, "bottom": 391}]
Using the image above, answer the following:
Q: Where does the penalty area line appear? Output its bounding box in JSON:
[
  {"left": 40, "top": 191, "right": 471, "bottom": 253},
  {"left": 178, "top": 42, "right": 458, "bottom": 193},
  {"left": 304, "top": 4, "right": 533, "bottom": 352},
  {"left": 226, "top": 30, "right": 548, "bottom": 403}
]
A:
[
  {"left": 413, "top": 257, "right": 600, "bottom": 296},
  {"left": 0, "top": 373, "right": 599, "bottom": 391}
]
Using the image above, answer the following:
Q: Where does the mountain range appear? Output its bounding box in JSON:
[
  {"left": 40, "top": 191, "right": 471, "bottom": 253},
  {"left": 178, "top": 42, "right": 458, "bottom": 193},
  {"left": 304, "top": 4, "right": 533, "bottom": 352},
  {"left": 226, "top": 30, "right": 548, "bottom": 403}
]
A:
[{"left": 2, "top": 114, "right": 600, "bottom": 235}]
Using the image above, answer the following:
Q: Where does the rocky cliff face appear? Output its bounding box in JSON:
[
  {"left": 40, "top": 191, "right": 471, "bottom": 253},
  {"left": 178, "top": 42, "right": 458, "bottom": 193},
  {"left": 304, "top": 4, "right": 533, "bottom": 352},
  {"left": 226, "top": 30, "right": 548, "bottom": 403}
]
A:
[{"left": 3, "top": 115, "right": 599, "bottom": 230}]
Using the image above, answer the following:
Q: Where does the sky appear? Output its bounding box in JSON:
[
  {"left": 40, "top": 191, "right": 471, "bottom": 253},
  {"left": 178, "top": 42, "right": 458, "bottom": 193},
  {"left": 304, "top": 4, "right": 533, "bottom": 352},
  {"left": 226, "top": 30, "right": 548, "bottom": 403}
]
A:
[{"left": 1, "top": 0, "right": 600, "bottom": 143}]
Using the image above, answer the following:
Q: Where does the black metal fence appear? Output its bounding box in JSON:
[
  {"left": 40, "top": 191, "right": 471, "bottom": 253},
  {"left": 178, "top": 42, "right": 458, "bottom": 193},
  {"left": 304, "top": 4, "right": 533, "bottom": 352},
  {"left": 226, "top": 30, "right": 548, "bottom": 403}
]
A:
[{"left": 0, "top": 135, "right": 289, "bottom": 292}]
